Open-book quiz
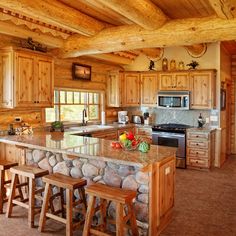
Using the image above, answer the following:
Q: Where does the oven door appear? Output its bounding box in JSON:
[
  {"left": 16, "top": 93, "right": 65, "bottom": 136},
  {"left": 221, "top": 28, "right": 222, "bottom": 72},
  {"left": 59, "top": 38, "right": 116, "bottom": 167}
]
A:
[{"left": 152, "top": 131, "right": 186, "bottom": 168}]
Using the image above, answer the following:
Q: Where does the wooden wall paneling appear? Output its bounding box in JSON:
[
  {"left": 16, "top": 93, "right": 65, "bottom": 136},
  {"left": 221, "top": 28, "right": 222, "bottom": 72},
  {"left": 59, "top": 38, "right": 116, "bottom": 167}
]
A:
[
  {"left": 231, "top": 55, "right": 236, "bottom": 154},
  {"left": 0, "top": 109, "right": 43, "bottom": 130}
]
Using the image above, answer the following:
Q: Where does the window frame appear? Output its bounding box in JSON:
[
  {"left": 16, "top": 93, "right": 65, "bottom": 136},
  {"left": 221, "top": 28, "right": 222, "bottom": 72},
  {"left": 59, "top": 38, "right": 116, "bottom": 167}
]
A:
[{"left": 45, "top": 88, "right": 103, "bottom": 125}]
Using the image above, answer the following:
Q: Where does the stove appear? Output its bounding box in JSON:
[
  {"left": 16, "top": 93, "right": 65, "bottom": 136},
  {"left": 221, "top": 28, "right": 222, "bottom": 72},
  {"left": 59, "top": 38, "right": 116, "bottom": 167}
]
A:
[
  {"left": 152, "top": 123, "right": 192, "bottom": 133},
  {"left": 152, "top": 123, "right": 193, "bottom": 168}
]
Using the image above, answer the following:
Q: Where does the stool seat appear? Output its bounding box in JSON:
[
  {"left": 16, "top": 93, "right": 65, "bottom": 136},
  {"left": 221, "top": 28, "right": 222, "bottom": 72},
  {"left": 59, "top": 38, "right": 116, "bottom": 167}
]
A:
[
  {"left": 39, "top": 173, "right": 87, "bottom": 236},
  {"left": 42, "top": 173, "right": 87, "bottom": 190},
  {"left": 83, "top": 183, "right": 139, "bottom": 236},
  {"left": 10, "top": 165, "right": 48, "bottom": 179},
  {"left": 0, "top": 161, "right": 18, "bottom": 214},
  {"left": 86, "top": 183, "right": 136, "bottom": 204},
  {"left": 6, "top": 165, "right": 49, "bottom": 228},
  {"left": 0, "top": 160, "right": 18, "bottom": 170}
]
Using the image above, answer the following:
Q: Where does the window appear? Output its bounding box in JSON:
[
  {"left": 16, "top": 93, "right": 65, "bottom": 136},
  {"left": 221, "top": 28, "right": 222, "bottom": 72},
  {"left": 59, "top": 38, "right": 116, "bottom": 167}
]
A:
[{"left": 46, "top": 89, "right": 101, "bottom": 123}]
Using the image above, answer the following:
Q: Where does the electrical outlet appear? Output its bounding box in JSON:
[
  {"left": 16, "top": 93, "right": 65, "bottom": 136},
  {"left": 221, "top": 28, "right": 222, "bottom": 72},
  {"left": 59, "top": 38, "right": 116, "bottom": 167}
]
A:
[
  {"left": 205, "top": 117, "right": 209, "bottom": 124},
  {"left": 14, "top": 117, "right": 22, "bottom": 122}
]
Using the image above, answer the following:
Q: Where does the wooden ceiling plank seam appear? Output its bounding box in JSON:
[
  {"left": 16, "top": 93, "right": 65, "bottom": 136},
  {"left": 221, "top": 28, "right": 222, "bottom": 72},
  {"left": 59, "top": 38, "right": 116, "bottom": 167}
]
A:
[
  {"left": 208, "top": 0, "right": 236, "bottom": 19},
  {"left": 0, "top": 0, "right": 106, "bottom": 36},
  {"left": 62, "top": 16, "right": 236, "bottom": 57},
  {"left": 95, "top": 0, "right": 168, "bottom": 30}
]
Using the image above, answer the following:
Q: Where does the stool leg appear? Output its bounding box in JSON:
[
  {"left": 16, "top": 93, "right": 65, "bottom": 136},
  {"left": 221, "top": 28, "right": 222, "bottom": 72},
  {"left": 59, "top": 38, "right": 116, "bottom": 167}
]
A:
[
  {"left": 116, "top": 203, "right": 124, "bottom": 236},
  {"left": 83, "top": 195, "right": 96, "bottom": 236},
  {"left": 66, "top": 189, "right": 73, "bottom": 236},
  {"left": 28, "top": 178, "right": 35, "bottom": 228},
  {"left": 6, "top": 173, "right": 17, "bottom": 218},
  {"left": 100, "top": 198, "right": 107, "bottom": 232},
  {"left": 38, "top": 183, "right": 51, "bottom": 232},
  {"left": 60, "top": 187, "right": 65, "bottom": 218},
  {"left": 0, "top": 170, "right": 5, "bottom": 214},
  {"left": 128, "top": 203, "right": 139, "bottom": 236},
  {"left": 16, "top": 175, "right": 24, "bottom": 201},
  {"left": 78, "top": 188, "right": 87, "bottom": 218}
]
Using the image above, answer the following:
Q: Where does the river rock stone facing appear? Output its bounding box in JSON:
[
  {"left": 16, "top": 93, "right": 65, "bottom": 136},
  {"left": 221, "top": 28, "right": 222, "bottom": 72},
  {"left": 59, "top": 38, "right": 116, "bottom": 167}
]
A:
[{"left": 27, "top": 148, "right": 150, "bottom": 234}]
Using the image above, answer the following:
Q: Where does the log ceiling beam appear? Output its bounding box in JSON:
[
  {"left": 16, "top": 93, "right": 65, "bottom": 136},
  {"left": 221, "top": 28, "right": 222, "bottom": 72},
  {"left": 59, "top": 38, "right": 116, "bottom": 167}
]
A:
[
  {"left": 86, "top": 53, "right": 134, "bottom": 65},
  {"left": 0, "top": 0, "right": 105, "bottom": 36},
  {"left": 208, "top": 0, "right": 236, "bottom": 19},
  {"left": 0, "top": 21, "right": 64, "bottom": 48},
  {"left": 95, "top": 0, "right": 167, "bottom": 30},
  {"left": 62, "top": 16, "right": 236, "bottom": 57}
]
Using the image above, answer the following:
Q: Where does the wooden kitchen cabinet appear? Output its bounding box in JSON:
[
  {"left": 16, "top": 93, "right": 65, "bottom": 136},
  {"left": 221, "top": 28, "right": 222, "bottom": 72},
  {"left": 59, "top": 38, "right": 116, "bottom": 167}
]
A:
[
  {"left": 187, "top": 129, "right": 216, "bottom": 170},
  {"left": 122, "top": 72, "right": 140, "bottom": 106},
  {"left": 92, "top": 130, "right": 117, "bottom": 140},
  {"left": 117, "top": 126, "right": 135, "bottom": 137},
  {"left": 0, "top": 52, "right": 13, "bottom": 108},
  {"left": 159, "top": 72, "right": 189, "bottom": 91},
  {"left": 159, "top": 158, "right": 175, "bottom": 218},
  {"left": 141, "top": 72, "right": 158, "bottom": 106},
  {"left": 107, "top": 71, "right": 121, "bottom": 107},
  {"left": 190, "top": 70, "right": 216, "bottom": 109},
  {"left": 135, "top": 126, "right": 152, "bottom": 143},
  {"left": 0, "top": 47, "right": 54, "bottom": 108}
]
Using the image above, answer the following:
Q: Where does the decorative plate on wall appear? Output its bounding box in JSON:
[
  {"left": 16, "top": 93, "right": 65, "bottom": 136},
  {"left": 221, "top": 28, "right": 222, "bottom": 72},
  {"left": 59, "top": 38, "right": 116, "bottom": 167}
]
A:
[{"left": 185, "top": 43, "right": 207, "bottom": 58}]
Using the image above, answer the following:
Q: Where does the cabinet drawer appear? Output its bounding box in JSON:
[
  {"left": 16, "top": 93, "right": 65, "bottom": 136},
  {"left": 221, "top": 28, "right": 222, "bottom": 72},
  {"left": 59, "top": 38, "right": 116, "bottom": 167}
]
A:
[
  {"left": 187, "top": 140, "right": 209, "bottom": 149},
  {"left": 187, "top": 132, "right": 209, "bottom": 140},
  {"left": 187, "top": 148, "right": 209, "bottom": 159},
  {"left": 135, "top": 128, "right": 152, "bottom": 136},
  {"left": 187, "top": 157, "right": 209, "bottom": 168}
]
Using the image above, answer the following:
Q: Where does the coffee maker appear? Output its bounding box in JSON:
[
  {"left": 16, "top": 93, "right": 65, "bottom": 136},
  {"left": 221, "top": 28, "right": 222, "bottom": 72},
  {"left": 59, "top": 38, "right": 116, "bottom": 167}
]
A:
[{"left": 118, "top": 111, "right": 129, "bottom": 124}]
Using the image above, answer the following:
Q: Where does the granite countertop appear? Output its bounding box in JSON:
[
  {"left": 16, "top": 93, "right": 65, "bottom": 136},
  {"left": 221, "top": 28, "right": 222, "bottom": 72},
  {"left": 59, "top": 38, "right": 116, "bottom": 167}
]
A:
[
  {"left": 0, "top": 129, "right": 175, "bottom": 168},
  {"left": 187, "top": 127, "right": 216, "bottom": 132}
]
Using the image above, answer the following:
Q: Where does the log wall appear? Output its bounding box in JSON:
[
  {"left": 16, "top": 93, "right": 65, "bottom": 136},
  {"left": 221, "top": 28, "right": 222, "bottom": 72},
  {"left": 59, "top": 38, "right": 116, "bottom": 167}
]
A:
[{"left": 231, "top": 55, "right": 236, "bottom": 154}]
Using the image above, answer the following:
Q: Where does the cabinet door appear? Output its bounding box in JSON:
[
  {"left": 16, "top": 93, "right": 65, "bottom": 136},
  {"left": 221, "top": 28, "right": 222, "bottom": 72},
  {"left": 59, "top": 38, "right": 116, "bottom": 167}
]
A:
[
  {"left": 15, "top": 52, "right": 35, "bottom": 107},
  {"left": 190, "top": 71, "right": 215, "bottom": 109},
  {"left": 160, "top": 159, "right": 175, "bottom": 217},
  {"left": 175, "top": 72, "right": 189, "bottom": 90},
  {"left": 159, "top": 73, "right": 175, "bottom": 90},
  {"left": 0, "top": 52, "right": 13, "bottom": 108},
  {"left": 141, "top": 73, "right": 158, "bottom": 106},
  {"left": 35, "top": 56, "right": 54, "bottom": 107},
  {"left": 123, "top": 73, "right": 140, "bottom": 106},
  {"left": 107, "top": 72, "right": 120, "bottom": 107}
]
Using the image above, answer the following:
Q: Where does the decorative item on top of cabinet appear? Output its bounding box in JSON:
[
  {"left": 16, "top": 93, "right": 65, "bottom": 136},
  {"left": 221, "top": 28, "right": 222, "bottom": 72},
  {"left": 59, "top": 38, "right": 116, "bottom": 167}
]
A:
[
  {"left": 122, "top": 72, "right": 140, "bottom": 107},
  {"left": 187, "top": 129, "right": 216, "bottom": 170},
  {"left": 0, "top": 47, "right": 54, "bottom": 108},
  {"left": 159, "top": 72, "right": 189, "bottom": 91},
  {"left": 190, "top": 69, "right": 216, "bottom": 109},
  {"left": 107, "top": 71, "right": 122, "bottom": 107},
  {"left": 141, "top": 72, "right": 158, "bottom": 106}
]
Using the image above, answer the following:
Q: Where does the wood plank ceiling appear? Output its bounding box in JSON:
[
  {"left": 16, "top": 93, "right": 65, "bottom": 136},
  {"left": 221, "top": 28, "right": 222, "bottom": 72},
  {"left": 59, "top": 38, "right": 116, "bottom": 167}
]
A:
[{"left": 0, "top": 0, "right": 235, "bottom": 65}]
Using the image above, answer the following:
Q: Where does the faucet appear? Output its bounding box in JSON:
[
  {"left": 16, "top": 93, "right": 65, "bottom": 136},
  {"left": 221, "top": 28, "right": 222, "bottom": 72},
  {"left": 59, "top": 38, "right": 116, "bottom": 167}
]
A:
[{"left": 82, "top": 108, "right": 87, "bottom": 126}]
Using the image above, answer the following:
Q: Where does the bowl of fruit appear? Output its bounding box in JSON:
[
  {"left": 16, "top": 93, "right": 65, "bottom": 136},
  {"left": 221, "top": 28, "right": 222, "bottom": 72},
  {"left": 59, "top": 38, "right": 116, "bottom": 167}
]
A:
[{"left": 119, "top": 131, "right": 140, "bottom": 151}]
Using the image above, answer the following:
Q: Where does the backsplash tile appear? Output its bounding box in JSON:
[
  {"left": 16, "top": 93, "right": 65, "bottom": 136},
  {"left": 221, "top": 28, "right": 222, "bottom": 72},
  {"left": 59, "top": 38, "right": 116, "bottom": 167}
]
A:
[{"left": 125, "top": 107, "right": 219, "bottom": 128}]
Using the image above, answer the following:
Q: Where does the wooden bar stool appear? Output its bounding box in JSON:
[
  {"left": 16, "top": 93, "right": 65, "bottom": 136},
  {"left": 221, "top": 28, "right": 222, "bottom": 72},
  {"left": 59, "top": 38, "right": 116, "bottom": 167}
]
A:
[
  {"left": 0, "top": 160, "right": 18, "bottom": 214},
  {"left": 38, "top": 173, "right": 87, "bottom": 236},
  {"left": 6, "top": 165, "right": 49, "bottom": 227},
  {"left": 83, "top": 183, "right": 139, "bottom": 236}
]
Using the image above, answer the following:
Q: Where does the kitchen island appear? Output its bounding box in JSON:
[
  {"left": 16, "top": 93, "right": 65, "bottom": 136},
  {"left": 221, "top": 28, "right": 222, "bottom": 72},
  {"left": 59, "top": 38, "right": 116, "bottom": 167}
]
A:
[{"left": 0, "top": 131, "right": 175, "bottom": 235}]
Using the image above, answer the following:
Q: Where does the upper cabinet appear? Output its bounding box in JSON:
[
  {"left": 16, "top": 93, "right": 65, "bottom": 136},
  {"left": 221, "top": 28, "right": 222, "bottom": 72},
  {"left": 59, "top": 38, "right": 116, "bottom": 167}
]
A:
[
  {"left": 190, "top": 70, "right": 216, "bottom": 109},
  {"left": 0, "top": 47, "right": 54, "bottom": 109},
  {"left": 159, "top": 72, "right": 189, "bottom": 91},
  {"left": 140, "top": 72, "right": 158, "bottom": 106},
  {"left": 106, "top": 71, "right": 121, "bottom": 107},
  {"left": 122, "top": 72, "right": 140, "bottom": 107},
  {"left": 0, "top": 52, "right": 13, "bottom": 108}
]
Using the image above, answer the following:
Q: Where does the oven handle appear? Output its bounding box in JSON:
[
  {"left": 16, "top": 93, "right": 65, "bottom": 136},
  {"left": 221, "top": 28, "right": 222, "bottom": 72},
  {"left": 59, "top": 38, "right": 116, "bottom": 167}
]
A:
[{"left": 152, "top": 132, "right": 185, "bottom": 138}]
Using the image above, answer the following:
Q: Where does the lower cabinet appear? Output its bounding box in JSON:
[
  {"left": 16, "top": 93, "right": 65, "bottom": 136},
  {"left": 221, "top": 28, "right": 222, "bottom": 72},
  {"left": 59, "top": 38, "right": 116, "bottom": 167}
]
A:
[
  {"left": 159, "top": 159, "right": 175, "bottom": 218},
  {"left": 92, "top": 130, "right": 117, "bottom": 140},
  {"left": 135, "top": 127, "right": 152, "bottom": 143},
  {"left": 187, "top": 129, "right": 216, "bottom": 170}
]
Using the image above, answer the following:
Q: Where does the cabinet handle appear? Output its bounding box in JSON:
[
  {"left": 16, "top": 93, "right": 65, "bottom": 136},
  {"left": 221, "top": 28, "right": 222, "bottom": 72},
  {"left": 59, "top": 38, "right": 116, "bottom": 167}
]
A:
[
  {"left": 196, "top": 143, "right": 199, "bottom": 146},
  {"left": 37, "top": 101, "right": 39, "bottom": 103},
  {"left": 34, "top": 101, "right": 36, "bottom": 103},
  {"left": 196, "top": 152, "right": 198, "bottom": 154},
  {"left": 196, "top": 135, "right": 199, "bottom": 138}
]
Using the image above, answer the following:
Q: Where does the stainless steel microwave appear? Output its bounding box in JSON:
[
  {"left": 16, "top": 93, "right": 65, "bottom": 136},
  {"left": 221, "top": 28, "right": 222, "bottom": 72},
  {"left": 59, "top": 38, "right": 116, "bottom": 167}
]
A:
[{"left": 157, "top": 91, "right": 190, "bottom": 109}]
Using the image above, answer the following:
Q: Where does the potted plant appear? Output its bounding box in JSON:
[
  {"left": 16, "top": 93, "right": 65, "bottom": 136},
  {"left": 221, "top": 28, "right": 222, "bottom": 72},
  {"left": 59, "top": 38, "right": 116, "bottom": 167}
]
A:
[
  {"left": 50, "top": 121, "right": 64, "bottom": 132},
  {"left": 186, "top": 60, "right": 199, "bottom": 70}
]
